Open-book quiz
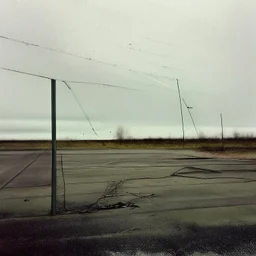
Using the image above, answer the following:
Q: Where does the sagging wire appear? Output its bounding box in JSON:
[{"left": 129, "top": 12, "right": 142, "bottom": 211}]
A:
[
  {"left": 0, "top": 34, "right": 184, "bottom": 75},
  {"left": 63, "top": 80, "right": 140, "bottom": 92},
  {"left": 0, "top": 66, "right": 52, "bottom": 80},
  {"left": 133, "top": 72, "right": 199, "bottom": 138},
  {"left": 0, "top": 34, "right": 116, "bottom": 67},
  {"left": 132, "top": 71, "right": 199, "bottom": 138},
  {"left": 0, "top": 34, "right": 185, "bottom": 92},
  {"left": 0, "top": 66, "right": 139, "bottom": 92},
  {"left": 1, "top": 33, "right": 207, "bottom": 95},
  {"left": 183, "top": 98, "right": 199, "bottom": 138},
  {"left": 129, "top": 68, "right": 177, "bottom": 91},
  {"left": 62, "top": 81, "right": 99, "bottom": 137}
]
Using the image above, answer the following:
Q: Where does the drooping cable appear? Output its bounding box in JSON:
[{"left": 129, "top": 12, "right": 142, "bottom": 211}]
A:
[{"left": 62, "top": 81, "right": 98, "bottom": 137}]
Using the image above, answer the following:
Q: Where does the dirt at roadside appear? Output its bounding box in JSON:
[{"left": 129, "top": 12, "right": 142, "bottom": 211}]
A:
[{"left": 203, "top": 151, "right": 256, "bottom": 160}]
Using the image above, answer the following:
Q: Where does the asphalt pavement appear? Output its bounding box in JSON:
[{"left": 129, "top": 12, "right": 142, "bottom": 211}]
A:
[{"left": 1, "top": 149, "right": 256, "bottom": 255}]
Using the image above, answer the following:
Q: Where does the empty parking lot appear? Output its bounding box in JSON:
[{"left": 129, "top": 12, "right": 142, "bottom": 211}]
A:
[{"left": 1, "top": 149, "right": 256, "bottom": 219}]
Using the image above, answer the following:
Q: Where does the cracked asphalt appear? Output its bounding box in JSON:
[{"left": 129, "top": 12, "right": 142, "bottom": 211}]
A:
[{"left": 1, "top": 149, "right": 256, "bottom": 255}]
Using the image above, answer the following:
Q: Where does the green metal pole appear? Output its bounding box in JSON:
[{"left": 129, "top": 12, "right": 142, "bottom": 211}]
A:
[{"left": 51, "top": 79, "right": 57, "bottom": 216}]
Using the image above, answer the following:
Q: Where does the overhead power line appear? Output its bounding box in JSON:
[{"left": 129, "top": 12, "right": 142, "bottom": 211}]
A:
[
  {"left": 0, "top": 66, "right": 51, "bottom": 80},
  {"left": 1, "top": 34, "right": 207, "bottom": 97},
  {"left": 63, "top": 80, "right": 140, "bottom": 91},
  {"left": 129, "top": 68, "right": 176, "bottom": 87},
  {"left": 0, "top": 33, "right": 185, "bottom": 90},
  {"left": 0, "top": 33, "right": 195, "bottom": 95},
  {"left": 0, "top": 66, "right": 139, "bottom": 91},
  {"left": 0, "top": 34, "right": 183, "bottom": 74},
  {"left": 0, "top": 34, "right": 116, "bottom": 67},
  {"left": 63, "top": 81, "right": 98, "bottom": 137}
]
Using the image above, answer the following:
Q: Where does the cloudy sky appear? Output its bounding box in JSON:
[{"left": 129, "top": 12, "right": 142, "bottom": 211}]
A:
[{"left": 0, "top": 0, "right": 255, "bottom": 139}]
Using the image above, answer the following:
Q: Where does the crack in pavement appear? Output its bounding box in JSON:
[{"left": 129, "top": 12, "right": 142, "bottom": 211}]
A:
[{"left": 63, "top": 166, "right": 256, "bottom": 214}]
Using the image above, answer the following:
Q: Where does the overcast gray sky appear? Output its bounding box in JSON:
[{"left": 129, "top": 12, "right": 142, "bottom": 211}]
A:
[{"left": 0, "top": 0, "right": 255, "bottom": 139}]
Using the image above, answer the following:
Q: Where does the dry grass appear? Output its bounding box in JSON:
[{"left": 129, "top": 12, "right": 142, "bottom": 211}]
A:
[
  {"left": 0, "top": 138, "right": 256, "bottom": 151},
  {"left": 203, "top": 151, "right": 256, "bottom": 160}
]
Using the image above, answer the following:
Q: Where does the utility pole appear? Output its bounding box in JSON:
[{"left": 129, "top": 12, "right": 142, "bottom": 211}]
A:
[
  {"left": 176, "top": 79, "right": 185, "bottom": 145},
  {"left": 51, "top": 79, "right": 57, "bottom": 216},
  {"left": 220, "top": 113, "right": 224, "bottom": 150}
]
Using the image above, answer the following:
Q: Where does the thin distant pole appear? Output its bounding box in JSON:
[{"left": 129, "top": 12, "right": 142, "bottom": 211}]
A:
[
  {"left": 51, "top": 79, "right": 57, "bottom": 216},
  {"left": 176, "top": 79, "right": 185, "bottom": 145},
  {"left": 183, "top": 98, "right": 199, "bottom": 138},
  {"left": 220, "top": 113, "right": 224, "bottom": 150}
]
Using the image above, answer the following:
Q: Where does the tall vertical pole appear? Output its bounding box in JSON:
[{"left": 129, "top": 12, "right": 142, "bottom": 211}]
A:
[
  {"left": 51, "top": 79, "right": 57, "bottom": 216},
  {"left": 220, "top": 113, "right": 224, "bottom": 150},
  {"left": 176, "top": 79, "right": 185, "bottom": 145}
]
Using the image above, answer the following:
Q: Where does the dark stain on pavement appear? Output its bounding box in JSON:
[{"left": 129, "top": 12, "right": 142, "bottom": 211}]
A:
[{"left": 1, "top": 216, "right": 256, "bottom": 255}]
